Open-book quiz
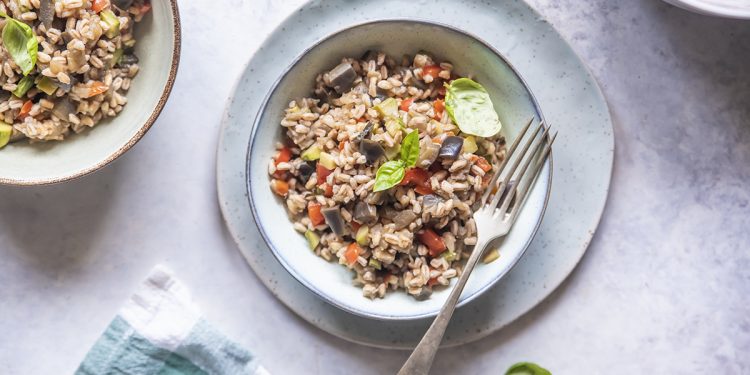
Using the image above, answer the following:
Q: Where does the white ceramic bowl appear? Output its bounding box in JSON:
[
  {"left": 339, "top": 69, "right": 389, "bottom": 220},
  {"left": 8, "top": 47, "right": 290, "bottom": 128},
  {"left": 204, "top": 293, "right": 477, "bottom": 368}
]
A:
[
  {"left": 664, "top": 0, "right": 750, "bottom": 19},
  {"left": 247, "top": 20, "right": 552, "bottom": 320},
  {"left": 0, "top": 0, "right": 181, "bottom": 185}
]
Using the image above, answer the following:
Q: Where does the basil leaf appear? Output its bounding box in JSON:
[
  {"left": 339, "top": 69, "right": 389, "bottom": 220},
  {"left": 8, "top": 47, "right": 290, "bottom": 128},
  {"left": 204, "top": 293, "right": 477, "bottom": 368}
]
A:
[
  {"left": 400, "top": 130, "right": 419, "bottom": 167},
  {"left": 2, "top": 16, "right": 38, "bottom": 76},
  {"left": 445, "top": 78, "right": 502, "bottom": 137},
  {"left": 12, "top": 75, "right": 34, "bottom": 97},
  {"left": 373, "top": 160, "right": 405, "bottom": 192},
  {"left": 505, "top": 362, "right": 551, "bottom": 375}
]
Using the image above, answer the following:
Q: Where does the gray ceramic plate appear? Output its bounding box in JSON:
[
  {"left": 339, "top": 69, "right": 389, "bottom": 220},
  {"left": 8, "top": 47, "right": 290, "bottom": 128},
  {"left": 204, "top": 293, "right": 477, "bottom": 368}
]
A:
[
  {"left": 218, "top": 0, "right": 613, "bottom": 348},
  {"left": 246, "top": 19, "right": 551, "bottom": 321}
]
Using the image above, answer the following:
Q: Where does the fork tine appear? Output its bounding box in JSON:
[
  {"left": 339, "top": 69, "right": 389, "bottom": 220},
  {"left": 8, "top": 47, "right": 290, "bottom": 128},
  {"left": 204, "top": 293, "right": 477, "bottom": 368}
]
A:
[
  {"left": 488, "top": 121, "right": 545, "bottom": 210},
  {"left": 480, "top": 117, "right": 534, "bottom": 205},
  {"left": 492, "top": 123, "right": 550, "bottom": 213},
  {"left": 509, "top": 131, "right": 557, "bottom": 220}
]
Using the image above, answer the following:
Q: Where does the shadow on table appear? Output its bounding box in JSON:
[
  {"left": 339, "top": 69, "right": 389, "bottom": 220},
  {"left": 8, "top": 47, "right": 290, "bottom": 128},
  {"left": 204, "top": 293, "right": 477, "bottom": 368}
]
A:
[{"left": 0, "top": 161, "right": 122, "bottom": 279}]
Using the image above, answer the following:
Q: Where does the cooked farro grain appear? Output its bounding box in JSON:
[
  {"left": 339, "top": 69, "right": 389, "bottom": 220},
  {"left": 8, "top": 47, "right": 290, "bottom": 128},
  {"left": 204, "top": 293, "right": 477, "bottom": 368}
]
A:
[
  {"left": 269, "top": 51, "right": 506, "bottom": 300},
  {"left": 0, "top": 0, "right": 151, "bottom": 147}
]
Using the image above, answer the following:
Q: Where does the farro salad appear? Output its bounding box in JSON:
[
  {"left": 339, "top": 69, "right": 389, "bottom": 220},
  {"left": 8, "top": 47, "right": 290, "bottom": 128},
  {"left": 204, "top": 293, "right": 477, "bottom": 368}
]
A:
[
  {"left": 268, "top": 51, "right": 507, "bottom": 300},
  {"left": 0, "top": 0, "right": 151, "bottom": 149}
]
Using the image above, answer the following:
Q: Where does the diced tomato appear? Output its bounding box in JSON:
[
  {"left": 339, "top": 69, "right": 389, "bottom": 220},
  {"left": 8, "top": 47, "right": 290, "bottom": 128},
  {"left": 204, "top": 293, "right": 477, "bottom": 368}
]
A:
[
  {"left": 92, "top": 0, "right": 109, "bottom": 12},
  {"left": 427, "top": 277, "right": 439, "bottom": 287},
  {"left": 339, "top": 141, "right": 347, "bottom": 151},
  {"left": 270, "top": 179, "right": 289, "bottom": 197},
  {"left": 400, "top": 97, "right": 414, "bottom": 112},
  {"left": 418, "top": 229, "right": 447, "bottom": 257},
  {"left": 429, "top": 162, "right": 443, "bottom": 173},
  {"left": 307, "top": 202, "right": 325, "bottom": 226},
  {"left": 357, "top": 116, "right": 367, "bottom": 122},
  {"left": 316, "top": 163, "right": 333, "bottom": 185},
  {"left": 17, "top": 100, "right": 33, "bottom": 120},
  {"left": 400, "top": 168, "right": 433, "bottom": 195},
  {"left": 437, "top": 86, "right": 446, "bottom": 98},
  {"left": 433, "top": 99, "right": 445, "bottom": 121},
  {"left": 274, "top": 146, "right": 292, "bottom": 165},
  {"left": 475, "top": 156, "right": 492, "bottom": 173},
  {"left": 422, "top": 65, "right": 441, "bottom": 78},
  {"left": 323, "top": 183, "right": 333, "bottom": 198},
  {"left": 84, "top": 81, "right": 109, "bottom": 98},
  {"left": 344, "top": 243, "right": 361, "bottom": 265},
  {"left": 272, "top": 170, "right": 287, "bottom": 179},
  {"left": 414, "top": 184, "right": 434, "bottom": 195},
  {"left": 351, "top": 221, "right": 361, "bottom": 232}
]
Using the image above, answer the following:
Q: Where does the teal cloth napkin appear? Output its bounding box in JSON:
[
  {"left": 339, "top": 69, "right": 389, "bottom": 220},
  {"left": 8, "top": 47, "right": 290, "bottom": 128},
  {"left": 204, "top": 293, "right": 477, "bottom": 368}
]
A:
[{"left": 76, "top": 266, "right": 268, "bottom": 375}]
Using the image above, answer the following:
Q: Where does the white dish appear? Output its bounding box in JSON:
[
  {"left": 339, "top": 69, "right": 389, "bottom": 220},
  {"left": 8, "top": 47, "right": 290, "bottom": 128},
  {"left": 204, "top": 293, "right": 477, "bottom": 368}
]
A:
[
  {"left": 664, "top": 0, "right": 750, "bottom": 19},
  {"left": 246, "top": 19, "right": 551, "bottom": 321},
  {"left": 218, "top": 0, "right": 614, "bottom": 348}
]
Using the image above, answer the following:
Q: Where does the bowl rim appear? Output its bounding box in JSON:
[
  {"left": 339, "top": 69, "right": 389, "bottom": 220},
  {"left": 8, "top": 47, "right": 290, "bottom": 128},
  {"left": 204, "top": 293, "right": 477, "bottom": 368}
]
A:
[
  {"left": 246, "top": 18, "right": 553, "bottom": 321},
  {"left": 0, "top": 0, "right": 182, "bottom": 186},
  {"left": 663, "top": 0, "right": 750, "bottom": 18}
]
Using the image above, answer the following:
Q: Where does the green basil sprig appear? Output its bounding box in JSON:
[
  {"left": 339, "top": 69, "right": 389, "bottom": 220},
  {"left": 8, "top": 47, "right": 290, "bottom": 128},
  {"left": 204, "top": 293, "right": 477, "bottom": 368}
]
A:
[
  {"left": 445, "top": 78, "right": 502, "bottom": 138},
  {"left": 1, "top": 12, "right": 39, "bottom": 76},
  {"left": 505, "top": 362, "right": 551, "bottom": 375},
  {"left": 373, "top": 130, "right": 420, "bottom": 192}
]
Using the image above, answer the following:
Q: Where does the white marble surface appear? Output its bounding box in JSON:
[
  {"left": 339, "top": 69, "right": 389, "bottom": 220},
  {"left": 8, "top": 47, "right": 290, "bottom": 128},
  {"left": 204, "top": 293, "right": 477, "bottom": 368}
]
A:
[{"left": 1, "top": 0, "right": 748, "bottom": 374}]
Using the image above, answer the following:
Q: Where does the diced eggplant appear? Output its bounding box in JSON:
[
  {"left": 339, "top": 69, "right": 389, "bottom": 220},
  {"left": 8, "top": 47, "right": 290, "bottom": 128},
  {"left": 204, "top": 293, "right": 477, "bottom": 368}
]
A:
[
  {"left": 112, "top": 0, "right": 134, "bottom": 9},
  {"left": 392, "top": 210, "right": 417, "bottom": 230},
  {"left": 39, "top": 0, "right": 55, "bottom": 28},
  {"left": 422, "top": 194, "right": 441, "bottom": 208},
  {"left": 364, "top": 191, "right": 384, "bottom": 205},
  {"left": 353, "top": 201, "right": 377, "bottom": 225},
  {"left": 51, "top": 97, "right": 76, "bottom": 120},
  {"left": 297, "top": 162, "right": 314, "bottom": 182},
  {"left": 327, "top": 62, "right": 357, "bottom": 94},
  {"left": 356, "top": 121, "right": 374, "bottom": 142},
  {"left": 413, "top": 287, "right": 433, "bottom": 301},
  {"left": 322, "top": 207, "right": 346, "bottom": 237},
  {"left": 417, "top": 137, "right": 441, "bottom": 168},
  {"left": 438, "top": 136, "right": 464, "bottom": 160},
  {"left": 359, "top": 139, "right": 385, "bottom": 165},
  {"left": 361, "top": 50, "right": 378, "bottom": 62},
  {"left": 313, "top": 87, "right": 335, "bottom": 104},
  {"left": 61, "top": 31, "right": 75, "bottom": 44},
  {"left": 57, "top": 75, "right": 79, "bottom": 93},
  {"left": 374, "top": 86, "right": 389, "bottom": 101},
  {"left": 119, "top": 54, "right": 139, "bottom": 67},
  {"left": 352, "top": 81, "right": 368, "bottom": 95}
]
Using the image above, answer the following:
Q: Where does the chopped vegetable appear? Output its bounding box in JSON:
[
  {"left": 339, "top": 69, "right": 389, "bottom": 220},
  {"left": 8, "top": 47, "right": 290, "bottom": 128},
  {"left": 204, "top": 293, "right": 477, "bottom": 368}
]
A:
[
  {"left": 463, "top": 135, "right": 478, "bottom": 154},
  {"left": 307, "top": 202, "right": 325, "bottom": 226},
  {"left": 17, "top": 100, "right": 32, "bottom": 119},
  {"left": 475, "top": 156, "right": 492, "bottom": 172},
  {"left": 384, "top": 144, "right": 400, "bottom": 160},
  {"left": 400, "top": 97, "right": 414, "bottom": 112},
  {"left": 82, "top": 81, "right": 109, "bottom": 98},
  {"left": 359, "top": 139, "right": 385, "bottom": 165},
  {"left": 355, "top": 225, "right": 370, "bottom": 246},
  {"left": 422, "top": 194, "right": 441, "bottom": 208},
  {"left": 92, "top": 0, "right": 109, "bottom": 13},
  {"left": 392, "top": 210, "right": 417, "bottom": 230},
  {"left": 433, "top": 99, "right": 444, "bottom": 120},
  {"left": 416, "top": 137, "right": 440, "bottom": 168},
  {"left": 422, "top": 65, "right": 441, "bottom": 79},
  {"left": 368, "top": 258, "right": 381, "bottom": 270},
  {"left": 445, "top": 78, "right": 502, "bottom": 137},
  {"left": 300, "top": 144, "right": 321, "bottom": 161},
  {"left": 100, "top": 9, "right": 121, "bottom": 38},
  {"left": 344, "top": 243, "right": 361, "bottom": 265},
  {"left": 297, "top": 162, "right": 314, "bottom": 182},
  {"left": 418, "top": 229, "right": 447, "bottom": 257},
  {"left": 110, "top": 48, "right": 124, "bottom": 68},
  {"left": 35, "top": 76, "right": 58, "bottom": 95},
  {"left": 414, "top": 287, "right": 432, "bottom": 301},
  {"left": 319, "top": 151, "right": 336, "bottom": 170},
  {"left": 482, "top": 248, "right": 500, "bottom": 264},
  {"left": 438, "top": 136, "right": 464, "bottom": 160},
  {"left": 441, "top": 250, "right": 457, "bottom": 262},
  {"left": 1, "top": 14, "right": 38, "bottom": 76},
  {"left": 505, "top": 362, "right": 551, "bottom": 375},
  {"left": 112, "top": 0, "right": 134, "bottom": 9},
  {"left": 374, "top": 97, "right": 398, "bottom": 119},
  {"left": 270, "top": 179, "right": 289, "bottom": 197},
  {"left": 327, "top": 62, "right": 357, "bottom": 94},
  {"left": 137, "top": 1, "right": 151, "bottom": 14},
  {"left": 355, "top": 121, "right": 374, "bottom": 142},
  {"left": 39, "top": 0, "right": 55, "bottom": 28},
  {"left": 400, "top": 167, "right": 430, "bottom": 187},
  {"left": 51, "top": 97, "right": 75, "bottom": 120},
  {"left": 322, "top": 206, "right": 346, "bottom": 237},
  {"left": 315, "top": 163, "right": 333, "bottom": 185},
  {"left": 353, "top": 201, "right": 377, "bottom": 224},
  {"left": 323, "top": 183, "right": 333, "bottom": 198},
  {"left": 12, "top": 75, "right": 34, "bottom": 97},
  {"left": 0, "top": 122, "right": 12, "bottom": 149},
  {"left": 304, "top": 230, "right": 320, "bottom": 250}
]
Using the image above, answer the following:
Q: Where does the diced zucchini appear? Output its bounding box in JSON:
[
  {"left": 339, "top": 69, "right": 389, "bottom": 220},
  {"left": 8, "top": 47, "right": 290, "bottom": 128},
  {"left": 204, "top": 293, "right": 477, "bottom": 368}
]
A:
[
  {"left": 101, "top": 10, "right": 120, "bottom": 38},
  {"left": 368, "top": 258, "right": 381, "bottom": 270},
  {"left": 304, "top": 230, "right": 320, "bottom": 250},
  {"left": 463, "top": 136, "right": 478, "bottom": 154},
  {"left": 355, "top": 225, "right": 370, "bottom": 246},
  {"left": 374, "top": 97, "right": 398, "bottom": 119},
  {"left": 385, "top": 119, "right": 402, "bottom": 136},
  {"left": 35, "top": 76, "right": 58, "bottom": 95},
  {"left": 319, "top": 152, "right": 336, "bottom": 169},
  {"left": 482, "top": 248, "right": 500, "bottom": 264},
  {"left": 12, "top": 75, "right": 34, "bottom": 98},
  {"left": 384, "top": 144, "right": 401, "bottom": 159},
  {"left": 301, "top": 145, "right": 321, "bottom": 161},
  {"left": 441, "top": 250, "right": 456, "bottom": 262},
  {"left": 110, "top": 48, "right": 124, "bottom": 68},
  {"left": 0, "top": 122, "right": 12, "bottom": 149}
]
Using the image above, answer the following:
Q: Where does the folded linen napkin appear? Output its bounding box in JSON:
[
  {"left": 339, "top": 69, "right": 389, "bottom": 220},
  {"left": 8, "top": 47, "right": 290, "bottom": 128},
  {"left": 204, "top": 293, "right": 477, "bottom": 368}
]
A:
[{"left": 76, "top": 266, "right": 269, "bottom": 375}]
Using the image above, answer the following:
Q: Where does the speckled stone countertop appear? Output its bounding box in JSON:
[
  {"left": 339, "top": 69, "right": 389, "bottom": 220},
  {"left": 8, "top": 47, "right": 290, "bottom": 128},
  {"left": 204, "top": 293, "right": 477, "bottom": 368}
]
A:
[{"left": 1, "top": 1, "right": 748, "bottom": 374}]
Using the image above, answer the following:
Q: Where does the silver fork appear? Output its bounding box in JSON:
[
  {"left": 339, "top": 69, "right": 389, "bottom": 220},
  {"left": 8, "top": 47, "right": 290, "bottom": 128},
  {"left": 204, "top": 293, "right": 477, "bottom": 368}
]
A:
[{"left": 397, "top": 118, "right": 556, "bottom": 375}]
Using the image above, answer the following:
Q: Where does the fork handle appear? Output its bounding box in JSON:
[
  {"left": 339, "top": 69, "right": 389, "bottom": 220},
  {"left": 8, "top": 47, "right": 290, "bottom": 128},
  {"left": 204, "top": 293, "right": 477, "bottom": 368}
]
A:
[{"left": 397, "top": 237, "right": 492, "bottom": 375}]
